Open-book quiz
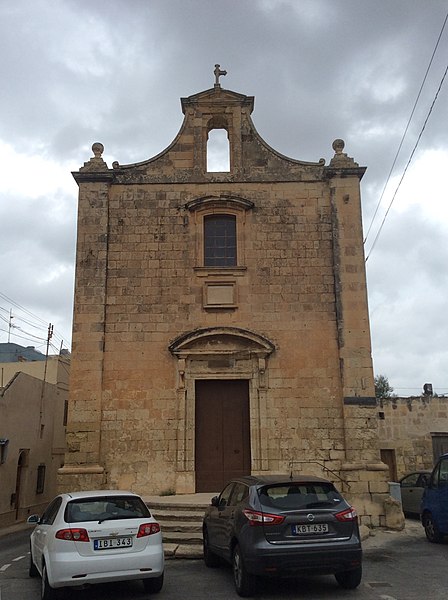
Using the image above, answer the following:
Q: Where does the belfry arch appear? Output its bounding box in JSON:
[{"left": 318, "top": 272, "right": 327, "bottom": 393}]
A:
[{"left": 169, "top": 327, "right": 275, "bottom": 491}]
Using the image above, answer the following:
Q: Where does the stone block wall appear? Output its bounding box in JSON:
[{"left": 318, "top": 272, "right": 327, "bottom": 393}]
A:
[
  {"left": 59, "top": 84, "right": 389, "bottom": 525},
  {"left": 378, "top": 395, "right": 448, "bottom": 476}
]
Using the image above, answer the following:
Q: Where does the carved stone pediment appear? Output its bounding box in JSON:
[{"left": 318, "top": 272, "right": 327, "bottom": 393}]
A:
[
  {"left": 185, "top": 195, "right": 254, "bottom": 213},
  {"left": 181, "top": 87, "right": 255, "bottom": 114},
  {"left": 169, "top": 327, "right": 275, "bottom": 359}
]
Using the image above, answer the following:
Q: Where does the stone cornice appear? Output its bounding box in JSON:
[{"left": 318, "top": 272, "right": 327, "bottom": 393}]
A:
[{"left": 72, "top": 170, "right": 114, "bottom": 185}]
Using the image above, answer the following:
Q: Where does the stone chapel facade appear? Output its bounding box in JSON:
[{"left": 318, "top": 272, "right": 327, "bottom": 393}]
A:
[{"left": 58, "top": 78, "right": 389, "bottom": 525}]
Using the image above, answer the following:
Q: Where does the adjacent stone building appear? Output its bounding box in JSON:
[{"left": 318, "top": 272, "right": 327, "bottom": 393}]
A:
[
  {"left": 0, "top": 345, "right": 69, "bottom": 527},
  {"left": 59, "top": 76, "right": 389, "bottom": 525},
  {"left": 378, "top": 393, "right": 448, "bottom": 481}
]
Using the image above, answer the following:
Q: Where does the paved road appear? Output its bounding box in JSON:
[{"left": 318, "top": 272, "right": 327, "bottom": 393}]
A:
[{"left": 1, "top": 521, "right": 447, "bottom": 599}]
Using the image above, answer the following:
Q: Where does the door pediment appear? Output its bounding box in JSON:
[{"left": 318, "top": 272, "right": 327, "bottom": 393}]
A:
[{"left": 169, "top": 327, "right": 275, "bottom": 359}]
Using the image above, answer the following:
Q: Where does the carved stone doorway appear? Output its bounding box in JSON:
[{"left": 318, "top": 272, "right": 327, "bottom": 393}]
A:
[{"left": 169, "top": 326, "right": 275, "bottom": 492}]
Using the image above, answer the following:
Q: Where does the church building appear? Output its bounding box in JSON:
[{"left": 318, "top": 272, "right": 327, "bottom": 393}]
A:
[{"left": 59, "top": 69, "right": 389, "bottom": 525}]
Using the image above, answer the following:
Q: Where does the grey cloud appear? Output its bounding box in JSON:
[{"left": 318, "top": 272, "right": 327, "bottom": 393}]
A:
[{"left": 1, "top": 0, "right": 447, "bottom": 391}]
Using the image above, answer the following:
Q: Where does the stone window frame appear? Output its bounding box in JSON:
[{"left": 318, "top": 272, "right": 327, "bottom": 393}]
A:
[{"left": 185, "top": 195, "right": 254, "bottom": 273}]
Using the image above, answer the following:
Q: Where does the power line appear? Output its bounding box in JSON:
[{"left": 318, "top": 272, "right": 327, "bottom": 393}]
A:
[
  {"left": 365, "top": 62, "right": 448, "bottom": 261},
  {"left": 364, "top": 10, "right": 448, "bottom": 246},
  {"left": 0, "top": 309, "right": 53, "bottom": 340},
  {"left": 14, "top": 327, "right": 48, "bottom": 342},
  {"left": 0, "top": 292, "right": 48, "bottom": 327},
  {"left": 0, "top": 327, "right": 46, "bottom": 344},
  {"left": 0, "top": 295, "right": 71, "bottom": 350}
]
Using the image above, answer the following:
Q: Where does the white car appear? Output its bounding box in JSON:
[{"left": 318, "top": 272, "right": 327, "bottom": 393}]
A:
[{"left": 28, "top": 490, "right": 164, "bottom": 599}]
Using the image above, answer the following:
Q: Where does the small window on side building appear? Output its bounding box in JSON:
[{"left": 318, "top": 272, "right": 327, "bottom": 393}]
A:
[
  {"left": 0, "top": 439, "right": 9, "bottom": 464},
  {"left": 36, "top": 464, "right": 46, "bottom": 494}
]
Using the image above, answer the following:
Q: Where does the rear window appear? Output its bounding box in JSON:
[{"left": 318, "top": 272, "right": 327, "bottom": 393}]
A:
[
  {"left": 259, "top": 483, "right": 343, "bottom": 510},
  {"left": 65, "top": 496, "right": 151, "bottom": 523}
]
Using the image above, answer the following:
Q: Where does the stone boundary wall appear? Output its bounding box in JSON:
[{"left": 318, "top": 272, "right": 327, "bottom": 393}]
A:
[{"left": 377, "top": 395, "right": 448, "bottom": 476}]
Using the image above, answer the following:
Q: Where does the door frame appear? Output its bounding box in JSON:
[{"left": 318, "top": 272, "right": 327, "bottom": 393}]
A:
[{"left": 169, "top": 327, "right": 275, "bottom": 491}]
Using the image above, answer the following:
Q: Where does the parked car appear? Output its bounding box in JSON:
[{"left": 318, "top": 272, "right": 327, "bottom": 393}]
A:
[
  {"left": 202, "top": 474, "right": 362, "bottom": 597},
  {"left": 28, "top": 490, "right": 164, "bottom": 599},
  {"left": 399, "top": 471, "right": 431, "bottom": 516},
  {"left": 421, "top": 453, "right": 448, "bottom": 543}
]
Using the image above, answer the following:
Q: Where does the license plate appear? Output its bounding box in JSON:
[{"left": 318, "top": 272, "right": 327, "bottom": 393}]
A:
[
  {"left": 292, "top": 523, "right": 329, "bottom": 535},
  {"left": 94, "top": 537, "right": 133, "bottom": 550}
]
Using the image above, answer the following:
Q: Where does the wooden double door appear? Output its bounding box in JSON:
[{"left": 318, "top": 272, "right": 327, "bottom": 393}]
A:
[{"left": 195, "top": 380, "right": 251, "bottom": 492}]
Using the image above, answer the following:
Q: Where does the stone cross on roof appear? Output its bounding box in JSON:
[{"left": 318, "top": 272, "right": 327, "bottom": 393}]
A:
[{"left": 214, "top": 64, "right": 227, "bottom": 86}]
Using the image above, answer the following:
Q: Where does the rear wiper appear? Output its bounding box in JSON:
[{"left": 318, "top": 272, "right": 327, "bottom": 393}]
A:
[
  {"left": 98, "top": 515, "right": 136, "bottom": 524},
  {"left": 304, "top": 501, "right": 337, "bottom": 508}
]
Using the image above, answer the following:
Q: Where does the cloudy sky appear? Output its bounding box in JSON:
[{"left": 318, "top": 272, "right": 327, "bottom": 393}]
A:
[{"left": 0, "top": 0, "right": 447, "bottom": 396}]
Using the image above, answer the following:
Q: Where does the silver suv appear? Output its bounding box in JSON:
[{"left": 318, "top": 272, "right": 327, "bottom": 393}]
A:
[{"left": 203, "top": 475, "right": 362, "bottom": 596}]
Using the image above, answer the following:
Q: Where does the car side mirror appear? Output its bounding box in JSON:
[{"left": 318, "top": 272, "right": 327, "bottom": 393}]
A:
[
  {"left": 211, "top": 496, "right": 220, "bottom": 507},
  {"left": 27, "top": 514, "right": 40, "bottom": 524}
]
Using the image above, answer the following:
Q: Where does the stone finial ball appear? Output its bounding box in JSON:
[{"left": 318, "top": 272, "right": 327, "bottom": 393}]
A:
[
  {"left": 332, "top": 139, "right": 345, "bottom": 154},
  {"left": 92, "top": 142, "right": 104, "bottom": 158}
]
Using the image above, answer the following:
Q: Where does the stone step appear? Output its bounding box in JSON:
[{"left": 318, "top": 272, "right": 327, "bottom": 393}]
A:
[
  {"left": 159, "top": 521, "right": 202, "bottom": 533},
  {"left": 162, "top": 530, "right": 203, "bottom": 545},
  {"left": 151, "top": 508, "right": 205, "bottom": 521},
  {"left": 143, "top": 494, "right": 211, "bottom": 558},
  {"left": 147, "top": 501, "right": 210, "bottom": 512},
  {"left": 164, "top": 543, "right": 203, "bottom": 559}
]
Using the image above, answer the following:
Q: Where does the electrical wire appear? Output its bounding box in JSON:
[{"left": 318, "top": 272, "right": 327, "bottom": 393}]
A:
[
  {"left": 364, "top": 11, "right": 448, "bottom": 245},
  {"left": 0, "top": 292, "right": 48, "bottom": 327},
  {"left": 365, "top": 62, "right": 448, "bottom": 262},
  {"left": 0, "top": 295, "right": 71, "bottom": 350},
  {"left": 0, "top": 327, "right": 47, "bottom": 344},
  {"left": 364, "top": 11, "right": 448, "bottom": 251}
]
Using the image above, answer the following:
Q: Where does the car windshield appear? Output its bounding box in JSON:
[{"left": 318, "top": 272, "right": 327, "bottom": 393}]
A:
[
  {"left": 259, "top": 483, "right": 343, "bottom": 510},
  {"left": 65, "top": 496, "right": 151, "bottom": 523}
]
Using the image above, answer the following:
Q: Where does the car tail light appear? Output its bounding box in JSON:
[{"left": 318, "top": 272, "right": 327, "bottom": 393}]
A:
[
  {"left": 335, "top": 507, "right": 358, "bottom": 522},
  {"left": 55, "top": 528, "right": 90, "bottom": 542},
  {"left": 137, "top": 523, "right": 161, "bottom": 538},
  {"left": 243, "top": 509, "right": 285, "bottom": 526}
]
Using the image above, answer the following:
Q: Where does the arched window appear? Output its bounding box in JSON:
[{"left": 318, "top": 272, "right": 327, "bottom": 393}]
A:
[
  {"left": 206, "top": 128, "right": 230, "bottom": 172},
  {"left": 204, "top": 214, "right": 236, "bottom": 266},
  {"left": 185, "top": 195, "right": 254, "bottom": 271}
]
